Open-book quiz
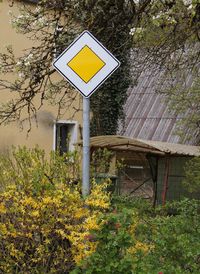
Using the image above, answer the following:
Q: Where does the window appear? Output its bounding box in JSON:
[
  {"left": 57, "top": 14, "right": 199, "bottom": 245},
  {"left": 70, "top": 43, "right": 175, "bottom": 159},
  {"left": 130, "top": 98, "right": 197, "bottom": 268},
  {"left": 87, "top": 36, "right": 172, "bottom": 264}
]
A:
[
  {"left": 53, "top": 121, "right": 78, "bottom": 154},
  {"left": 23, "top": 0, "right": 39, "bottom": 3}
]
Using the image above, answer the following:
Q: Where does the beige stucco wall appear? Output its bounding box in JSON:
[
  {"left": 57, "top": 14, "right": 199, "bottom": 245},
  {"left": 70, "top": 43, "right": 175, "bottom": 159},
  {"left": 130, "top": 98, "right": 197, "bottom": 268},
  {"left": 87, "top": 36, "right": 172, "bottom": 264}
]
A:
[{"left": 0, "top": 1, "right": 82, "bottom": 154}]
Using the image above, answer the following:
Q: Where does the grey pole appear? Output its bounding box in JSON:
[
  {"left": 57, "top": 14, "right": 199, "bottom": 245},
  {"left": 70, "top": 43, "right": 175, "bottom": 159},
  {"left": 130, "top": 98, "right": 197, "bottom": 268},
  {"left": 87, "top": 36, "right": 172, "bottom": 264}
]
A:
[{"left": 82, "top": 97, "right": 90, "bottom": 197}]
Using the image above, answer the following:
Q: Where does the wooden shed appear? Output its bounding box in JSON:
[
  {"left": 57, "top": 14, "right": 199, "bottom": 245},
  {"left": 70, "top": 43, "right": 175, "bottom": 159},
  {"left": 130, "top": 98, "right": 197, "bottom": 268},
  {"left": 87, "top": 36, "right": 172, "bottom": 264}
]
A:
[{"left": 84, "top": 135, "right": 200, "bottom": 205}]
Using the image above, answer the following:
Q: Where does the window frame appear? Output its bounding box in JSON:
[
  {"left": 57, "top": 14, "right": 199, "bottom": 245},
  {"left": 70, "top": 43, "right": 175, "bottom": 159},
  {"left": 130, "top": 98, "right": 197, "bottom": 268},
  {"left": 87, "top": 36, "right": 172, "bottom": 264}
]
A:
[{"left": 53, "top": 120, "right": 78, "bottom": 153}]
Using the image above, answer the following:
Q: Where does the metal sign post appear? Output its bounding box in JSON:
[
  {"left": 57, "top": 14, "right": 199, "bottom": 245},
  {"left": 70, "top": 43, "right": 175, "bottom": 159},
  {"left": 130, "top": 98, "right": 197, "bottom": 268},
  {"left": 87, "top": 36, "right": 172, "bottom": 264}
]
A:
[
  {"left": 53, "top": 30, "right": 120, "bottom": 197},
  {"left": 82, "top": 97, "right": 90, "bottom": 197}
]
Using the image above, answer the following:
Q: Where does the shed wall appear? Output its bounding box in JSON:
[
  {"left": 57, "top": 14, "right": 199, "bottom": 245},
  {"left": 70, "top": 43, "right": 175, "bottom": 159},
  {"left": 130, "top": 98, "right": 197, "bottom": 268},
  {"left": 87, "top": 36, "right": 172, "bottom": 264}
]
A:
[{"left": 156, "top": 156, "right": 199, "bottom": 204}]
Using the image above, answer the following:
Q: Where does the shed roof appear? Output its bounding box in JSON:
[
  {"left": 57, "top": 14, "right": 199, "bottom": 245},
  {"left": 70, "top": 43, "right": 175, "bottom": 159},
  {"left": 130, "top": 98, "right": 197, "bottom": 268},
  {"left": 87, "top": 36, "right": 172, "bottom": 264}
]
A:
[{"left": 84, "top": 135, "right": 200, "bottom": 157}]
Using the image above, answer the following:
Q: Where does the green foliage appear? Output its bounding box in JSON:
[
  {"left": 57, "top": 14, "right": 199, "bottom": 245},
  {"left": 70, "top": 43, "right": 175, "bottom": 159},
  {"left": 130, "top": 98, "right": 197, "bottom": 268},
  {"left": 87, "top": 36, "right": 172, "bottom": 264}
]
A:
[
  {"left": 0, "top": 145, "right": 80, "bottom": 192},
  {"left": 165, "top": 76, "right": 200, "bottom": 142},
  {"left": 73, "top": 198, "right": 200, "bottom": 273},
  {"left": 111, "top": 195, "right": 154, "bottom": 216},
  {"left": 91, "top": 148, "right": 114, "bottom": 174},
  {"left": 72, "top": 209, "right": 135, "bottom": 274},
  {"left": 132, "top": 0, "right": 200, "bottom": 48},
  {"left": 183, "top": 156, "right": 200, "bottom": 193},
  {"left": 135, "top": 199, "right": 200, "bottom": 274}
]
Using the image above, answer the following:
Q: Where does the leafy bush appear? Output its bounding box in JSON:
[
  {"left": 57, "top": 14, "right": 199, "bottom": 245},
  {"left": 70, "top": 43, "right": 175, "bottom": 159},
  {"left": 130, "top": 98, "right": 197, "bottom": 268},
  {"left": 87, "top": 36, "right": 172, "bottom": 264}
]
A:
[
  {"left": 0, "top": 147, "right": 110, "bottom": 273},
  {"left": 91, "top": 148, "right": 114, "bottom": 174},
  {"left": 74, "top": 199, "right": 200, "bottom": 274},
  {"left": 134, "top": 199, "right": 200, "bottom": 273},
  {"left": 111, "top": 195, "right": 154, "bottom": 216},
  {"left": 184, "top": 156, "right": 200, "bottom": 193},
  {"left": 72, "top": 209, "right": 138, "bottom": 274}
]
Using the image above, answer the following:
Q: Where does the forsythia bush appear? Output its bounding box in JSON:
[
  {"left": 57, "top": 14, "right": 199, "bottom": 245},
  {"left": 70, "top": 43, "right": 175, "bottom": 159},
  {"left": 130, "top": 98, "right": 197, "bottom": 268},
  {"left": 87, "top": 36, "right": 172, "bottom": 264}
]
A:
[{"left": 0, "top": 147, "right": 110, "bottom": 273}]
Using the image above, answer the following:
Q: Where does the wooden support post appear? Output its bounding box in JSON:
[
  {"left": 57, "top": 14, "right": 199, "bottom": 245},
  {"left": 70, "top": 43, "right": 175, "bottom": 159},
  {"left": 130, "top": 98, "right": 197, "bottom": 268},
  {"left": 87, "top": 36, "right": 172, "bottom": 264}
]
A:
[{"left": 162, "top": 158, "right": 170, "bottom": 205}]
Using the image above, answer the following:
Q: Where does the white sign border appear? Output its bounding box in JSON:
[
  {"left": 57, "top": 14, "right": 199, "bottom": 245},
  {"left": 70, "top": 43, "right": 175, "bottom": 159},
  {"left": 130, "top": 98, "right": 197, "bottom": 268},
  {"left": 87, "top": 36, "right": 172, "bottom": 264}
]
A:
[{"left": 53, "top": 30, "right": 121, "bottom": 98}]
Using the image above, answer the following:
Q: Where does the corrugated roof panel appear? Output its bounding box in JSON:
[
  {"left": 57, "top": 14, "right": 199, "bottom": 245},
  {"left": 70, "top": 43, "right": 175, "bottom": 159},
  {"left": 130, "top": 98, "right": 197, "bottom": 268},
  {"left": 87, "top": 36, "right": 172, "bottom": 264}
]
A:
[
  {"left": 147, "top": 96, "right": 165, "bottom": 118},
  {"left": 137, "top": 119, "right": 159, "bottom": 140},
  {"left": 119, "top": 66, "right": 198, "bottom": 144},
  {"left": 139, "top": 138, "right": 200, "bottom": 156},
  {"left": 152, "top": 119, "right": 176, "bottom": 141},
  {"left": 78, "top": 136, "right": 200, "bottom": 156},
  {"left": 125, "top": 119, "right": 142, "bottom": 137}
]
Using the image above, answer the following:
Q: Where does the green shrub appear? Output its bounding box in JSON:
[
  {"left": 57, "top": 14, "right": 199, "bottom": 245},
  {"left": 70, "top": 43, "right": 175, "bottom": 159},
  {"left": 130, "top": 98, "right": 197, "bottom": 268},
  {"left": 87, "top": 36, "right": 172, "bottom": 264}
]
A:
[
  {"left": 134, "top": 199, "right": 200, "bottom": 273},
  {"left": 184, "top": 156, "right": 200, "bottom": 193},
  {"left": 111, "top": 195, "right": 154, "bottom": 216},
  {"left": 74, "top": 199, "right": 200, "bottom": 274},
  {"left": 72, "top": 209, "right": 136, "bottom": 274}
]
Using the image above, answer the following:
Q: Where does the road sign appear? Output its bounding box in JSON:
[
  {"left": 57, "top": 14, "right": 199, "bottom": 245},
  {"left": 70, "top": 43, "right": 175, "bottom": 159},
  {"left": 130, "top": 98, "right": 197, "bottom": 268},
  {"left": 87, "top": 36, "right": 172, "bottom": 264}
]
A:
[{"left": 53, "top": 30, "right": 120, "bottom": 98}]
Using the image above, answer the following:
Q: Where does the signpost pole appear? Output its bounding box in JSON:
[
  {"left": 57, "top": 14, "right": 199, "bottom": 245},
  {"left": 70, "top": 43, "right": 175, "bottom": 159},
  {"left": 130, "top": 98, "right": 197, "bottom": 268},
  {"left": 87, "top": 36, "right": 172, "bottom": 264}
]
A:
[{"left": 82, "top": 97, "right": 90, "bottom": 197}]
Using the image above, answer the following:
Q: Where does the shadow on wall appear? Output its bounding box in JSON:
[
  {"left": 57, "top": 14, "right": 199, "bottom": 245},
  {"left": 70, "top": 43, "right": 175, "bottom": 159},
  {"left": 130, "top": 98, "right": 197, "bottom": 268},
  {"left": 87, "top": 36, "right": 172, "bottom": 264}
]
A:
[
  {"left": 36, "top": 111, "right": 55, "bottom": 129},
  {"left": 0, "top": 111, "right": 55, "bottom": 152}
]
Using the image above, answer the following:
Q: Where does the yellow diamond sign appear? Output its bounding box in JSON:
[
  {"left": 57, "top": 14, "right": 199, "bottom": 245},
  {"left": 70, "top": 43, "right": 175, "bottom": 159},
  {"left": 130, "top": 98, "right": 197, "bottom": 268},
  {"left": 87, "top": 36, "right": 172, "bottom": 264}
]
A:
[
  {"left": 53, "top": 31, "right": 120, "bottom": 97},
  {"left": 68, "top": 46, "right": 105, "bottom": 83}
]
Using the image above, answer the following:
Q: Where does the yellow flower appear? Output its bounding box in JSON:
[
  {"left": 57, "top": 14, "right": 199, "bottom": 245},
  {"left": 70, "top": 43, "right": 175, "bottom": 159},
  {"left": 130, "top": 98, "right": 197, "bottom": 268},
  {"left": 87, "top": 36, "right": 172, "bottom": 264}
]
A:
[
  {"left": 42, "top": 197, "right": 53, "bottom": 204},
  {"left": 0, "top": 203, "right": 6, "bottom": 214},
  {"left": 128, "top": 241, "right": 154, "bottom": 255},
  {"left": 74, "top": 207, "right": 88, "bottom": 219},
  {"left": 56, "top": 229, "right": 68, "bottom": 239},
  {"left": 31, "top": 210, "right": 40, "bottom": 217},
  {"left": 0, "top": 223, "right": 8, "bottom": 235},
  {"left": 85, "top": 182, "right": 110, "bottom": 209},
  {"left": 84, "top": 215, "right": 100, "bottom": 231},
  {"left": 22, "top": 197, "right": 38, "bottom": 208}
]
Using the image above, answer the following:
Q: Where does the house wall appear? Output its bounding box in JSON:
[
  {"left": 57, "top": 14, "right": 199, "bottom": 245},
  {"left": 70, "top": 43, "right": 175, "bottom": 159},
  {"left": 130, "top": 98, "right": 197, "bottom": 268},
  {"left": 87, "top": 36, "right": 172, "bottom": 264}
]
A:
[{"left": 0, "top": 1, "right": 82, "bottom": 154}]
